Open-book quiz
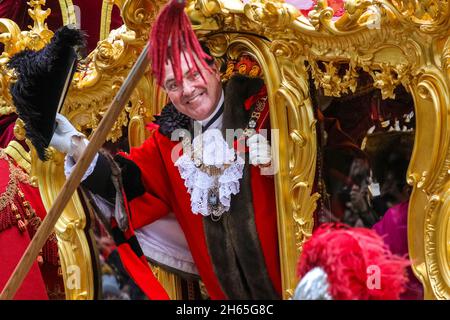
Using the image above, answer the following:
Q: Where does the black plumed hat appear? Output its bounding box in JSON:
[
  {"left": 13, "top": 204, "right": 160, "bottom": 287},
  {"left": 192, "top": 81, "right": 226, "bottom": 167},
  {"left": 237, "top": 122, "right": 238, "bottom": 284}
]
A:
[{"left": 8, "top": 26, "right": 86, "bottom": 161}]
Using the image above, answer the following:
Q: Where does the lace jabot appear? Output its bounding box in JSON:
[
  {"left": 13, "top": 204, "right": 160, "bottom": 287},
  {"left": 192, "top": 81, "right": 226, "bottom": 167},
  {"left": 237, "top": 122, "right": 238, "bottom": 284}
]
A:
[{"left": 175, "top": 129, "right": 244, "bottom": 217}]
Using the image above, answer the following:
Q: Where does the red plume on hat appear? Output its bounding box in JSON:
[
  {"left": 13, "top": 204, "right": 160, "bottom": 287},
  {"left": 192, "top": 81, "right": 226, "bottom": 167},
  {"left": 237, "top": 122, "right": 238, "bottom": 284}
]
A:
[
  {"left": 294, "top": 223, "right": 410, "bottom": 300},
  {"left": 149, "top": 0, "right": 212, "bottom": 87}
]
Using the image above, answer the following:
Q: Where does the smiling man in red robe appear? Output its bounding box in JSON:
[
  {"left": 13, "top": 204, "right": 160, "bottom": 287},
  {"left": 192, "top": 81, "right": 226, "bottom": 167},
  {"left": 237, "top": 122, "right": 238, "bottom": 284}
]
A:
[{"left": 51, "top": 49, "right": 281, "bottom": 299}]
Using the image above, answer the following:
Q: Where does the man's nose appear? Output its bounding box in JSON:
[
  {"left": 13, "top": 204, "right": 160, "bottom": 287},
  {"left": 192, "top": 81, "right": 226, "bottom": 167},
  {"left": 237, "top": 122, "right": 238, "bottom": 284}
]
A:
[{"left": 181, "top": 80, "right": 196, "bottom": 96}]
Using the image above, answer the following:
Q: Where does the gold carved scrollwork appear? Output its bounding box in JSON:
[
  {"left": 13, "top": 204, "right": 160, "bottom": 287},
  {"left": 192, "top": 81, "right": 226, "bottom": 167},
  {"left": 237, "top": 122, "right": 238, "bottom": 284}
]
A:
[
  {"left": 243, "top": 0, "right": 300, "bottom": 31},
  {"left": 309, "top": 60, "right": 358, "bottom": 97},
  {"left": 32, "top": 149, "right": 94, "bottom": 300},
  {"left": 422, "top": 192, "right": 450, "bottom": 299},
  {"left": 308, "top": 0, "right": 388, "bottom": 34},
  {"left": 272, "top": 49, "right": 318, "bottom": 298},
  {"left": 308, "top": 0, "right": 450, "bottom": 35},
  {"left": 188, "top": 0, "right": 223, "bottom": 31},
  {"left": 308, "top": 56, "right": 414, "bottom": 99},
  {"left": 365, "top": 63, "right": 413, "bottom": 99},
  {"left": 272, "top": 41, "right": 319, "bottom": 263},
  {"left": 405, "top": 62, "right": 450, "bottom": 299},
  {"left": 0, "top": 0, "right": 54, "bottom": 110},
  {"left": 382, "top": 0, "right": 450, "bottom": 33}
]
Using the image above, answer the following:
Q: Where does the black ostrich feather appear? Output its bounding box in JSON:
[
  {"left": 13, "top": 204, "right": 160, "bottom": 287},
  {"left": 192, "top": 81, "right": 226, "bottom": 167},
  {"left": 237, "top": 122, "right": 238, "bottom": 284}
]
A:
[{"left": 8, "top": 26, "right": 86, "bottom": 161}]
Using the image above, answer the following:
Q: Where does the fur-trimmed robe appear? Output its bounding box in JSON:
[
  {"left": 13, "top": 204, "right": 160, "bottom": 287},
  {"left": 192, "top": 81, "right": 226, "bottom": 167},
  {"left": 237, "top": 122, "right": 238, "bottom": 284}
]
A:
[{"left": 85, "top": 75, "right": 281, "bottom": 299}]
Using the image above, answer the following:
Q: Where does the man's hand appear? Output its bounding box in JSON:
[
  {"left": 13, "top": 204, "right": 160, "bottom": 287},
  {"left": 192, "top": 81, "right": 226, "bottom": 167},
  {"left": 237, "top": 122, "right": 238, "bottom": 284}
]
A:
[
  {"left": 247, "top": 133, "right": 272, "bottom": 166},
  {"left": 50, "top": 113, "right": 85, "bottom": 157}
]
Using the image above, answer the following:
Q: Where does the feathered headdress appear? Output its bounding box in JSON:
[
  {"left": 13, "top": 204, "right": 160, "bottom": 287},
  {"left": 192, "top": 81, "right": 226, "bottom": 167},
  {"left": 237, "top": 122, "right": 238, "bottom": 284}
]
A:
[{"left": 294, "top": 223, "right": 410, "bottom": 300}]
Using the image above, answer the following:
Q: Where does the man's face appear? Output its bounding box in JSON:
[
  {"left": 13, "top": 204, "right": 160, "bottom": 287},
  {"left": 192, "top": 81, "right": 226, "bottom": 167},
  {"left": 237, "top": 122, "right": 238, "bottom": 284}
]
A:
[{"left": 163, "top": 54, "right": 222, "bottom": 121}]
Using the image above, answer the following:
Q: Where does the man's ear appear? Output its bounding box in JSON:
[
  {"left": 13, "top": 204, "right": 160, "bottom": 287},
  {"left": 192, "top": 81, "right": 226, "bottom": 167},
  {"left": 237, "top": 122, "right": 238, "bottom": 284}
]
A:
[
  {"left": 212, "top": 61, "right": 221, "bottom": 80},
  {"left": 213, "top": 60, "right": 221, "bottom": 70}
]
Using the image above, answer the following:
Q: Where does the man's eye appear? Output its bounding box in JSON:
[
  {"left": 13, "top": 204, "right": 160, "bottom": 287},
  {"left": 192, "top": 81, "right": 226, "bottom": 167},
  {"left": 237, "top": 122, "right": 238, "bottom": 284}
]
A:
[
  {"left": 167, "top": 83, "right": 179, "bottom": 91},
  {"left": 189, "top": 71, "right": 200, "bottom": 80}
]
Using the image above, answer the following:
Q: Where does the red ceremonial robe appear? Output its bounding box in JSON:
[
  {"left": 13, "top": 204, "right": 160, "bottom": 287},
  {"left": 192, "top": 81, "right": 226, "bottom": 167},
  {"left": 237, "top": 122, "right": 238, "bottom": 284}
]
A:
[
  {"left": 121, "top": 133, "right": 280, "bottom": 299},
  {"left": 124, "top": 78, "right": 280, "bottom": 299},
  {"left": 85, "top": 75, "right": 281, "bottom": 299}
]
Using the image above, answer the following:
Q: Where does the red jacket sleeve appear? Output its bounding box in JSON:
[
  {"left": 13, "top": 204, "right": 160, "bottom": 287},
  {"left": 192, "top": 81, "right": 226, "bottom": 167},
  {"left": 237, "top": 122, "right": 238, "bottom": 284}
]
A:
[{"left": 119, "top": 132, "right": 172, "bottom": 229}]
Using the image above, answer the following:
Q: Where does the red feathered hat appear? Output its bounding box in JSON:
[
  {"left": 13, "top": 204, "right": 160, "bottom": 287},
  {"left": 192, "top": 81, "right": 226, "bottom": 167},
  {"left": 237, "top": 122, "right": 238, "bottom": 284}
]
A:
[{"left": 294, "top": 223, "right": 410, "bottom": 300}]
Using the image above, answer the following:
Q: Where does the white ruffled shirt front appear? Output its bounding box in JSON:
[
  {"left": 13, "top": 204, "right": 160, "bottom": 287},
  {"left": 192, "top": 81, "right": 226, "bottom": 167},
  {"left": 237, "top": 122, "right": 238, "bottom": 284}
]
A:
[
  {"left": 64, "top": 91, "right": 233, "bottom": 275},
  {"left": 175, "top": 129, "right": 244, "bottom": 216}
]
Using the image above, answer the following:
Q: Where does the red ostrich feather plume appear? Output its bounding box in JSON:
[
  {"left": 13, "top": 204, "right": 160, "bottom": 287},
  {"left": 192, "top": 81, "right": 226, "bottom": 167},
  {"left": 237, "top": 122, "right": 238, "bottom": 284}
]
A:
[
  {"left": 149, "top": 0, "right": 212, "bottom": 87},
  {"left": 296, "top": 223, "right": 410, "bottom": 300}
]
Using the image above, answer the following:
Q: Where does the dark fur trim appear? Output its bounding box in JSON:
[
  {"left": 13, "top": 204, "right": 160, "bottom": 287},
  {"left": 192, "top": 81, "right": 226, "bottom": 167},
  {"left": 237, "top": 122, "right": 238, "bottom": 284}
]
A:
[
  {"left": 222, "top": 74, "right": 265, "bottom": 133},
  {"left": 8, "top": 26, "right": 86, "bottom": 160},
  {"left": 204, "top": 162, "right": 279, "bottom": 299},
  {"left": 114, "top": 154, "right": 146, "bottom": 202},
  {"left": 203, "top": 75, "right": 279, "bottom": 299},
  {"left": 153, "top": 103, "right": 190, "bottom": 137}
]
